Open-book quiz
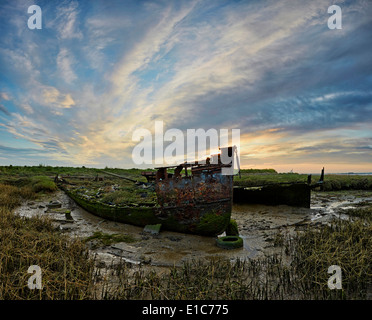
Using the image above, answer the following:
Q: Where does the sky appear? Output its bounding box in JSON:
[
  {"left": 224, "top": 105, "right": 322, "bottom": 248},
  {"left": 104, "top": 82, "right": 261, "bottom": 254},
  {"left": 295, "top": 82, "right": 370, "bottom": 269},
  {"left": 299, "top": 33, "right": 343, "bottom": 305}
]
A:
[{"left": 0, "top": 0, "right": 371, "bottom": 173}]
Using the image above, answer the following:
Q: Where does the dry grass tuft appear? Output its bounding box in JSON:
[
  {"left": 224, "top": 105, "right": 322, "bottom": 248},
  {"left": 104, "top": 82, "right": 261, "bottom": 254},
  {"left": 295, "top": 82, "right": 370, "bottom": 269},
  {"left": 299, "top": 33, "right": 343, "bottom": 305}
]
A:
[{"left": 0, "top": 184, "right": 94, "bottom": 300}]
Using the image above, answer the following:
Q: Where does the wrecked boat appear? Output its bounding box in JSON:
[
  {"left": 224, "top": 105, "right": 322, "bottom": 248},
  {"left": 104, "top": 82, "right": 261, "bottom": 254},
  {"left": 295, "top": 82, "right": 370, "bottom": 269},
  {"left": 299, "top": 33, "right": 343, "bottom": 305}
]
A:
[
  {"left": 233, "top": 168, "right": 325, "bottom": 208},
  {"left": 58, "top": 147, "right": 238, "bottom": 236},
  {"left": 233, "top": 183, "right": 311, "bottom": 208}
]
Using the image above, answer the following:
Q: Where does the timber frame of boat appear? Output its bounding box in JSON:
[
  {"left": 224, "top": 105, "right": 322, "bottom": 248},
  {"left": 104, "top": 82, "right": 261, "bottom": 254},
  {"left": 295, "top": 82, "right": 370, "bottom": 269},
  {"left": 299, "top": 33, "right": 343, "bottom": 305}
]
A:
[{"left": 58, "top": 146, "right": 238, "bottom": 236}]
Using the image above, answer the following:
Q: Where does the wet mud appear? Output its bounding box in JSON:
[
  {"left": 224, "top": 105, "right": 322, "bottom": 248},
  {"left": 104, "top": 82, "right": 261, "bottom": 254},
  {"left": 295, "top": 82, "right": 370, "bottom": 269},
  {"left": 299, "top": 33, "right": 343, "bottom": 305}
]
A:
[{"left": 15, "top": 189, "right": 372, "bottom": 270}]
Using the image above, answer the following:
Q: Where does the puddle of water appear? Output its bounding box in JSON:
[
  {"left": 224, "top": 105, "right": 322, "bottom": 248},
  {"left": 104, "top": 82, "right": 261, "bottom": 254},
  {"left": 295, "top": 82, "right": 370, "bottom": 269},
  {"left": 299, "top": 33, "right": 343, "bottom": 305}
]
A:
[{"left": 310, "top": 191, "right": 372, "bottom": 222}]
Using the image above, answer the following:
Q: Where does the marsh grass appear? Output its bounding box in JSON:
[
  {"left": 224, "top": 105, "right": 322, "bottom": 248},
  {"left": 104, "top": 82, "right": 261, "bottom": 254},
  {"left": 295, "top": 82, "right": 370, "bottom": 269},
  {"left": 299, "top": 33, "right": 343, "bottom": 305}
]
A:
[
  {"left": 234, "top": 170, "right": 372, "bottom": 191},
  {"left": 0, "top": 176, "right": 57, "bottom": 198},
  {"left": 287, "top": 218, "right": 371, "bottom": 299},
  {"left": 28, "top": 176, "right": 57, "bottom": 193},
  {"left": 0, "top": 184, "right": 35, "bottom": 210},
  {"left": 341, "top": 206, "right": 372, "bottom": 220},
  {"left": 2, "top": 165, "right": 372, "bottom": 191},
  {"left": 0, "top": 183, "right": 95, "bottom": 300}
]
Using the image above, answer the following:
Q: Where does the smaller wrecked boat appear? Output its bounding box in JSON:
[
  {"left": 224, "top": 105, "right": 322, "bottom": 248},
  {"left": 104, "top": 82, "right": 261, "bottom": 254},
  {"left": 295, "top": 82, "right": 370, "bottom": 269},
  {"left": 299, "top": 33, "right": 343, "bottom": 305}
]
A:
[
  {"left": 233, "top": 168, "right": 325, "bottom": 208},
  {"left": 58, "top": 146, "right": 239, "bottom": 236},
  {"left": 233, "top": 183, "right": 311, "bottom": 208}
]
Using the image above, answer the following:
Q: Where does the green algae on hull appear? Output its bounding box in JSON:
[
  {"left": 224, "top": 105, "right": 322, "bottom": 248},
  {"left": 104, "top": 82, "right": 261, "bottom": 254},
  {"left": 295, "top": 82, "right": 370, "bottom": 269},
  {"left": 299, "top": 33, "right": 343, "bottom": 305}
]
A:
[
  {"left": 61, "top": 186, "right": 231, "bottom": 236},
  {"left": 225, "top": 219, "right": 239, "bottom": 236},
  {"left": 194, "top": 211, "right": 231, "bottom": 236}
]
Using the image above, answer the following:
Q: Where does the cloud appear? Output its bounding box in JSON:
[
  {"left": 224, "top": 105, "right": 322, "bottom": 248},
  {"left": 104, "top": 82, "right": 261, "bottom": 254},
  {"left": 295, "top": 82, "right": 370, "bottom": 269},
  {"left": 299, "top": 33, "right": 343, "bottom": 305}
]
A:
[
  {"left": 42, "top": 87, "right": 75, "bottom": 109},
  {"left": 0, "top": 104, "right": 10, "bottom": 116},
  {"left": 0, "top": 91, "right": 11, "bottom": 116},
  {"left": 109, "top": 2, "right": 196, "bottom": 95},
  {"left": 0, "top": 144, "right": 48, "bottom": 155},
  {"left": 52, "top": 0, "right": 83, "bottom": 40},
  {"left": 56, "top": 48, "right": 77, "bottom": 83},
  {"left": 83, "top": 12, "right": 131, "bottom": 70},
  {"left": 0, "top": 92, "right": 10, "bottom": 101},
  {"left": 19, "top": 103, "right": 34, "bottom": 114},
  {"left": 0, "top": 47, "right": 40, "bottom": 80}
]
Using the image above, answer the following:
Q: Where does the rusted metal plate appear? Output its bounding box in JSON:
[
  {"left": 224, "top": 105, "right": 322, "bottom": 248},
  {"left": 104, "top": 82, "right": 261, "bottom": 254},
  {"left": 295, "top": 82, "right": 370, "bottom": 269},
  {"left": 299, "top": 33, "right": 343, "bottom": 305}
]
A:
[{"left": 155, "top": 170, "right": 233, "bottom": 224}]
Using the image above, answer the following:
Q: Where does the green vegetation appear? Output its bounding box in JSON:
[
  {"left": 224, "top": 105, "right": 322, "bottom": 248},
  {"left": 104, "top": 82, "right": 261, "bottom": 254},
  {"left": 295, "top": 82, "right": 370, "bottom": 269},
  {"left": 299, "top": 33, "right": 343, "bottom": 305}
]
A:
[
  {"left": 1, "top": 165, "right": 371, "bottom": 192},
  {"left": 0, "top": 175, "right": 57, "bottom": 195},
  {"left": 225, "top": 219, "right": 239, "bottom": 236},
  {"left": 0, "top": 165, "right": 98, "bottom": 177},
  {"left": 194, "top": 211, "right": 230, "bottom": 236},
  {"left": 0, "top": 165, "right": 149, "bottom": 182},
  {"left": 28, "top": 176, "right": 58, "bottom": 193},
  {"left": 240, "top": 168, "right": 277, "bottom": 174},
  {"left": 235, "top": 171, "right": 306, "bottom": 186},
  {"left": 100, "top": 186, "right": 156, "bottom": 206},
  {"left": 235, "top": 169, "right": 372, "bottom": 191},
  {"left": 322, "top": 175, "right": 372, "bottom": 191},
  {"left": 85, "top": 231, "right": 137, "bottom": 247}
]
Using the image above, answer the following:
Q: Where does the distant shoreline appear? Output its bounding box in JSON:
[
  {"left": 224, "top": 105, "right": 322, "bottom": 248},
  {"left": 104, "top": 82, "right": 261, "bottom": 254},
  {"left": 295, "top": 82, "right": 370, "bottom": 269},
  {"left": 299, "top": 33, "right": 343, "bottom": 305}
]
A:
[
  {"left": 297, "top": 172, "right": 372, "bottom": 176},
  {"left": 325, "top": 172, "right": 372, "bottom": 176}
]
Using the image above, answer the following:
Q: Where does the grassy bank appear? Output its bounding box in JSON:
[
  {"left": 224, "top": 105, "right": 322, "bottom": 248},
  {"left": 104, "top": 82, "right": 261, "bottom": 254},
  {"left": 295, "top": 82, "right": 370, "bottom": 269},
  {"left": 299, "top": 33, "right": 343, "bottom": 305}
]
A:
[
  {"left": 1, "top": 165, "right": 372, "bottom": 191},
  {"left": 0, "top": 165, "right": 146, "bottom": 181},
  {"left": 235, "top": 169, "right": 372, "bottom": 191}
]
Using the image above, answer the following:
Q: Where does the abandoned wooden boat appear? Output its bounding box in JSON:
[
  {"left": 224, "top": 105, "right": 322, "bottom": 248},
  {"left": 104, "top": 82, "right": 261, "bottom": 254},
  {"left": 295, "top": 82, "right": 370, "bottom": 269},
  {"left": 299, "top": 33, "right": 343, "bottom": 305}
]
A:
[{"left": 58, "top": 146, "right": 238, "bottom": 236}]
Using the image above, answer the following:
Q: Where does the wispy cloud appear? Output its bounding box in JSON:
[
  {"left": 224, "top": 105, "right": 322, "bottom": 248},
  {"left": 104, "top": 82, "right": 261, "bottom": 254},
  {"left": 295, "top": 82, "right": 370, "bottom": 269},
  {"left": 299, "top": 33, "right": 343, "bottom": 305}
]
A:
[
  {"left": 0, "top": 104, "right": 10, "bottom": 116},
  {"left": 51, "top": 0, "right": 83, "bottom": 40},
  {"left": 42, "top": 86, "right": 75, "bottom": 109},
  {"left": 56, "top": 48, "right": 77, "bottom": 83}
]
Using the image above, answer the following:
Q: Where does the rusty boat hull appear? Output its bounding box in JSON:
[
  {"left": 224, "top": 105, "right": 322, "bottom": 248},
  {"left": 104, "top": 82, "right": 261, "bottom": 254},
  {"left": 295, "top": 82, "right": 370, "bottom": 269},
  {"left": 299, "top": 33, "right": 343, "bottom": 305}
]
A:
[
  {"left": 59, "top": 146, "right": 237, "bottom": 236},
  {"left": 60, "top": 172, "right": 233, "bottom": 236}
]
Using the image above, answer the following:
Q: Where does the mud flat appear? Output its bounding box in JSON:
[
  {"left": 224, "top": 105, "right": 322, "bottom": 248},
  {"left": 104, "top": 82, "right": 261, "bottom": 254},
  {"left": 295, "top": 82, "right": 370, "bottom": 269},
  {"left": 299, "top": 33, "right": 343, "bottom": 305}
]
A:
[{"left": 15, "top": 189, "right": 372, "bottom": 270}]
